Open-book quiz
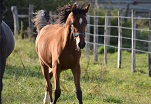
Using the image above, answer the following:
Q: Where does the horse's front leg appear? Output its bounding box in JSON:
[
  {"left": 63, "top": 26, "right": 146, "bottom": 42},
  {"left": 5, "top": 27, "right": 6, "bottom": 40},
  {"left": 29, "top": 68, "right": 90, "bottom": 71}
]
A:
[
  {"left": 53, "top": 64, "right": 61, "bottom": 104},
  {"left": 71, "top": 64, "right": 83, "bottom": 104}
]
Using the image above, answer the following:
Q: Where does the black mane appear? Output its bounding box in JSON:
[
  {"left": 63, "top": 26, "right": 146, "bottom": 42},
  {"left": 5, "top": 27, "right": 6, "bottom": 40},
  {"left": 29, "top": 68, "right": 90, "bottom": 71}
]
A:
[{"left": 55, "top": 4, "right": 86, "bottom": 24}]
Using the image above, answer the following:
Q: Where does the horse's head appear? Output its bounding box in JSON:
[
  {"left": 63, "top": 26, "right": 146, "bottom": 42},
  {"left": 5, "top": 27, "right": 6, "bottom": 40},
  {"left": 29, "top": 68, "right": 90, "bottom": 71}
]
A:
[{"left": 67, "top": 4, "right": 90, "bottom": 49}]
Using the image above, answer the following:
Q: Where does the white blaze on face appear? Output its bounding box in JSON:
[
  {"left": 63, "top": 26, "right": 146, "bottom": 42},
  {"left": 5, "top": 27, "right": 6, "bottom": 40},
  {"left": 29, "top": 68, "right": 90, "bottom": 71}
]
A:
[
  {"left": 76, "top": 37, "right": 80, "bottom": 45},
  {"left": 79, "top": 18, "right": 83, "bottom": 24},
  {"left": 76, "top": 37, "right": 80, "bottom": 50}
]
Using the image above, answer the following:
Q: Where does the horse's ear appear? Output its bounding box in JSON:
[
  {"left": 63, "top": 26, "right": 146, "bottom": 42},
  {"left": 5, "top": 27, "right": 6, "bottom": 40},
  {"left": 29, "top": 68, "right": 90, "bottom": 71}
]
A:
[
  {"left": 71, "top": 4, "right": 77, "bottom": 12},
  {"left": 84, "top": 4, "right": 90, "bottom": 13}
]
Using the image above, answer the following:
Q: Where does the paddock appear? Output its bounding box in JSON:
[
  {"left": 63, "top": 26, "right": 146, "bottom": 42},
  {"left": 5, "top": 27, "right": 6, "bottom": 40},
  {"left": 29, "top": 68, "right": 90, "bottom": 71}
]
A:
[{"left": 2, "top": 1, "right": 151, "bottom": 103}]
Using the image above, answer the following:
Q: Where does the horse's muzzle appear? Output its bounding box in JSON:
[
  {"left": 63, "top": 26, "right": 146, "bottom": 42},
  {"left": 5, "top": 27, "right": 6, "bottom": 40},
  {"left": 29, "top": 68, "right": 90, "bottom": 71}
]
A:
[{"left": 78, "top": 42, "right": 86, "bottom": 49}]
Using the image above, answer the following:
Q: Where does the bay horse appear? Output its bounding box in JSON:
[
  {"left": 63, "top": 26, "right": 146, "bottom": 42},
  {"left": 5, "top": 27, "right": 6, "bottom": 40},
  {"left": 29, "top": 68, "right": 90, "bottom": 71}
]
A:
[
  {"left": 0, "top": 0, "right": 15, "bottom": 103},
  {"left": 34, "top": 3, "right": 90, "bottom": 104}
]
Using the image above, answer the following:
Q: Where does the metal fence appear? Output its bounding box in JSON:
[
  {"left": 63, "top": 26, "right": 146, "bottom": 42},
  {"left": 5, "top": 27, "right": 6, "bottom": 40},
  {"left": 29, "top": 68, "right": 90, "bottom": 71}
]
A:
[{"left": 85, "top": 9, "right": 151, "bottom": 76}]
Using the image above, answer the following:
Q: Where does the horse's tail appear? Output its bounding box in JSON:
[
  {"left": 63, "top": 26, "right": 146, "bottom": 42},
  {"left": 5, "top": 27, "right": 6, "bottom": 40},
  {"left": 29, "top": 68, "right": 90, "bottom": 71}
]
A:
[{"left": 33, "top": 10, "right": 49, "bottom": 33}]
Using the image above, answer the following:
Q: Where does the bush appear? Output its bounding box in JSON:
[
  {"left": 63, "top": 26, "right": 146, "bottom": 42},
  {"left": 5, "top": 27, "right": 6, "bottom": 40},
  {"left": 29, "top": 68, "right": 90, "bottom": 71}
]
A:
[{"left": 98, "top": 45, "right": 117, "bottom": 54}]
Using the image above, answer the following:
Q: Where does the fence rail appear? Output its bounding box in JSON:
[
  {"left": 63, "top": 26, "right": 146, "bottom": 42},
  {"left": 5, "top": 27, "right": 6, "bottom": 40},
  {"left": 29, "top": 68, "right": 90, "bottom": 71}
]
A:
[
  {"left": 85, "top": 9, "right": 151, "bottom": 76},
  {"left": 11, "top": 5, "right": 34, "bottom": 36}
]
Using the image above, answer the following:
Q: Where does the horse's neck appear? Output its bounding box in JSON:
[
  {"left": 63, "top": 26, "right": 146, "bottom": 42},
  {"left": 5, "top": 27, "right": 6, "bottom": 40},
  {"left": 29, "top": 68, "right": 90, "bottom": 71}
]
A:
[{"left": 63, "top": 24, "right": 76, "bottom": 50}]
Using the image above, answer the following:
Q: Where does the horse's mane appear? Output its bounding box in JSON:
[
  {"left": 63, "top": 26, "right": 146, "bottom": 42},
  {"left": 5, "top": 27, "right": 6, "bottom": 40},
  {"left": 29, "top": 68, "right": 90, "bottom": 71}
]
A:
[
  {"left": 55, "top": 4, "right": 86, "bottom": 24},
  {"left": 33, "top": 4, "right": 87, "bottom": 31}
]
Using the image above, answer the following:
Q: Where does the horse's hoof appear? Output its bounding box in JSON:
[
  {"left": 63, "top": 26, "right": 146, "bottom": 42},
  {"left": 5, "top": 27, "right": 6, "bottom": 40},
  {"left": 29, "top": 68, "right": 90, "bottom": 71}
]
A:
[
  {"left": 43, "top": 91, "right": 50, "bottom": 104},
  {"left": 43, "top": 101, "right": 50, "bottom": 104},
  {"left": 43, "top": 97, "right": 50, "bottom": 104}
]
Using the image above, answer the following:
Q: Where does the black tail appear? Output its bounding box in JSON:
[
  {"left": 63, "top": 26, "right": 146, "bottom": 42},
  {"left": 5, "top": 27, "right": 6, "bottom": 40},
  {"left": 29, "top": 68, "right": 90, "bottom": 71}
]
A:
[{"left": 33, "top": 10, "right": 49, "bottom": 32}]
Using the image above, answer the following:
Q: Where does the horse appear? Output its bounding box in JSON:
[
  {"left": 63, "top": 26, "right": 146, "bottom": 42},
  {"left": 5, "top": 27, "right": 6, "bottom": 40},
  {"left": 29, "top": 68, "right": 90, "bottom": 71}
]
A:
[
  {"left": 0, "top": 0, "right": 15, "bottom": 103},
  {"left": 34, "top": 3, "right": 90, "bottom": 104}
]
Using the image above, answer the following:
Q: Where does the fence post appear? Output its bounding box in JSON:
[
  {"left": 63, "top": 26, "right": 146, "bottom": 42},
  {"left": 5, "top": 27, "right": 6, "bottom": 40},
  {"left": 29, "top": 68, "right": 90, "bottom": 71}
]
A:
[
  {"left": 117, "top": 10, "right": 122, "bottom": 68},
  {"left": 11, "top": 6, "right": 19, "bottom": 35},
  {"left": 93, "top": 10, "right": 98, "bottom": 61},
  {"left": 104, "top": 11, "right": 110, "bottom": 64},
  {"left": 148, "top": 10, "right": 151, "bottom": 77},
  {"left": 49, "top": 11, "right": 53, "bottom": 23},
  {"left": 86, "top": 13, "right": 90, "bottom": 59},
  {"left": 131, "top": 9, "right": 136, "bottom": 72},
  {"left": 29, "top": 4, "right": 34, "bottom": 38}
]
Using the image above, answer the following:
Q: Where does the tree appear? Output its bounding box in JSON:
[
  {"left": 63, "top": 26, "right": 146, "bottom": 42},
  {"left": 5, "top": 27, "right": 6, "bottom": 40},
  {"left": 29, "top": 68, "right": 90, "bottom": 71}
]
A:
[{"left": 3, "top": 0, "right": 76, "bottom": 29}]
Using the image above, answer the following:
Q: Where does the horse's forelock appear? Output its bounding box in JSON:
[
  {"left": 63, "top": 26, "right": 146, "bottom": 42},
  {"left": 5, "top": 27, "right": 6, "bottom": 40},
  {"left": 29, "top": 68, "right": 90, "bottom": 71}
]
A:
[{"left": 72, "top": 8, "right": 86, "bottom": 16}]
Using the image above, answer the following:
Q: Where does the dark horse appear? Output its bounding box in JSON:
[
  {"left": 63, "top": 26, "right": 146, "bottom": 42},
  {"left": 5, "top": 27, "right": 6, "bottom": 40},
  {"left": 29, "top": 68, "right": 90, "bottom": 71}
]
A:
[
  {"left": 0, "top": 0, "right": 15, "bottom": 103},
  {"left": 34, "top": 3, "right": 90, "bottom": 104}
]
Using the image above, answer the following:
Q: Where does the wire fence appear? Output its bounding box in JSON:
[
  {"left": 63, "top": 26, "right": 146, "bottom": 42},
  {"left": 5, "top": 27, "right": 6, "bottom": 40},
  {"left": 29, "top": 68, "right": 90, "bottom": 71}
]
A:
[{"left": 85, "top": 9, "right": 151, "bottom": 76}]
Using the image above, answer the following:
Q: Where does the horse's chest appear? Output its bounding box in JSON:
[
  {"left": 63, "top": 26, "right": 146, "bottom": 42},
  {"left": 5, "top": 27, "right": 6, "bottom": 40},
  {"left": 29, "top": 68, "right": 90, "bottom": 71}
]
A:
[
  {"left": 59, "top": 52, "right": 79, "bottom": 70},
  {"left": 64, "top": 54, "right": 74, "bottom": 63}
]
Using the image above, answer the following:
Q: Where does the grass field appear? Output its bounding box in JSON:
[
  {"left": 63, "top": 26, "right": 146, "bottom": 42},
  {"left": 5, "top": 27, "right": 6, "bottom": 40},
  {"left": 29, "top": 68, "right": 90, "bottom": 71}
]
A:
[{"left": 2, "top": 37, "right": 151, "bottom": 104}]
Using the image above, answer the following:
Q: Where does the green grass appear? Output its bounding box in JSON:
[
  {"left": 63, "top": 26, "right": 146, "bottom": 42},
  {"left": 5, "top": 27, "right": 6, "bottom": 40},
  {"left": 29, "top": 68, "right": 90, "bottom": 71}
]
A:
[{"left": 2, "top": 37, "right": 151, "bottom": 104}]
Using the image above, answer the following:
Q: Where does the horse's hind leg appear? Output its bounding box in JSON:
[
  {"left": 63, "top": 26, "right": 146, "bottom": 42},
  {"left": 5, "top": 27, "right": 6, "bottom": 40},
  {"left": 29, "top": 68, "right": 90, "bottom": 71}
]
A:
[
  {"left": 0, "top": 57, "right": 6, "bottom": 104},
  {"left": 71, "top": 64, "right": 83, "bottom": 104},
  {"left": 53, "top": 64, "right": 61, "bottom": 104},
  {"left": 40, "top": 61, "right": 53, "bottom": 104}
]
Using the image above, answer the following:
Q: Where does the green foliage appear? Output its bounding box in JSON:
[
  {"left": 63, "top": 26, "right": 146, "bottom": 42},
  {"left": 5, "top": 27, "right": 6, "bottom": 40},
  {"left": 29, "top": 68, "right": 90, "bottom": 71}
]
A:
[
  {"left": 4, "top": 0, "right": 75, "bottom": 11},
  {"left": 3, "top": 0, "right": 76, "bottom": 30},
  {"left": 98, "top": 45, "right": 117, "bottom": 54}
]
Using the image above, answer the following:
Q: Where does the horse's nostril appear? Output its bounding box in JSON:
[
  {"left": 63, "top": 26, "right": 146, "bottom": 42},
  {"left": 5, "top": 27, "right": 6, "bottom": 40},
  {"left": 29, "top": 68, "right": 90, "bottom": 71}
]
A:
[{"left": 78, "top": 42, "right": 85, "bottom": 49}]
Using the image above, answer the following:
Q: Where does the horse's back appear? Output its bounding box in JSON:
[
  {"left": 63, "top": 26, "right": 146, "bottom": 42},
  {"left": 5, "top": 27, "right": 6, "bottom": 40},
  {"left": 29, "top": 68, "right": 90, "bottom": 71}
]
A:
[
  {"left": 1, "top": 21, "right": 15, "bottom": 57},
  {"left": 40, "top": 24, "right": 62, "bottom": 36},
  {"left": 36, "top": 24, "right": 63, "bottom": 48}
]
